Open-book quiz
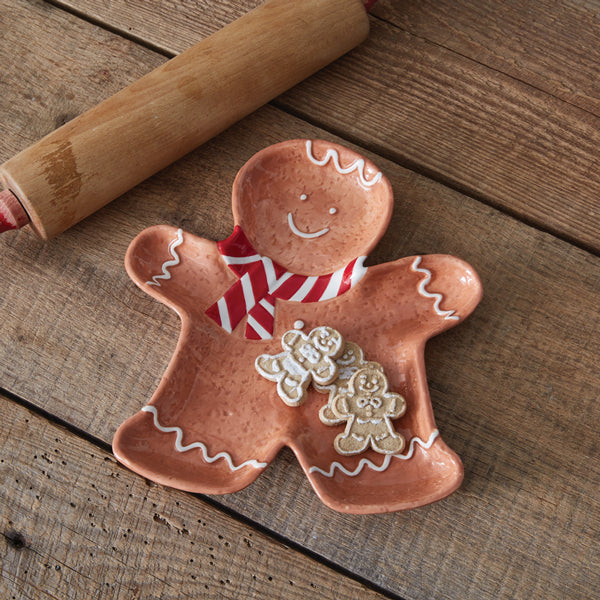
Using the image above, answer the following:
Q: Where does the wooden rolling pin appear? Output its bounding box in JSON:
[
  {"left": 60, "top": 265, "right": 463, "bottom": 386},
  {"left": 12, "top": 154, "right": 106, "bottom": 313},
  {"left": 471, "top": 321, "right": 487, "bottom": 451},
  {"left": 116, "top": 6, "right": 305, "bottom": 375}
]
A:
[{"left": 0, "top": 0, "right": 372, "bottom": 239}]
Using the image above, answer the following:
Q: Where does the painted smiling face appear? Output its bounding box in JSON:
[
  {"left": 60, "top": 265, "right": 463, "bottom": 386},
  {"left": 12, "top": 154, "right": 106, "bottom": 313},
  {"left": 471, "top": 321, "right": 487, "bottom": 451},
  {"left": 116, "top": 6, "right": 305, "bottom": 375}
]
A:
[
  {"left": 349, "top": 370, "right": 388, "bottom": 419},
  {"left": 232, "top": 139, "right": 393, "bottom": 275}
]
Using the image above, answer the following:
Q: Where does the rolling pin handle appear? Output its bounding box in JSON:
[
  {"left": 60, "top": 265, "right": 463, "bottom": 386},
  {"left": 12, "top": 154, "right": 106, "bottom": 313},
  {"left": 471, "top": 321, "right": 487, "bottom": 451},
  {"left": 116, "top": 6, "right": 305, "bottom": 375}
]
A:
[{"left": 0, "top": 189, "right": 29, "bottom": 234}]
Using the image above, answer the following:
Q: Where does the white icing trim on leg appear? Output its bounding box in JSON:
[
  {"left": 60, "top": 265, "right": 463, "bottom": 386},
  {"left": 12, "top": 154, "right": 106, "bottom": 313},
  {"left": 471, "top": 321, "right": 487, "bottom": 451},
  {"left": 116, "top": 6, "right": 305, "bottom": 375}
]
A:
[
  {"left": 141, "top": 406, "right": 268, "bottom": 471},
  {"left": 411, "top": 257, "right": 460, "bottom": 321},
  {"left": 308, "top": 430, "right": 439, "bottom": 478},
  {"left": 392, "top": 429, "right": 439, "bottom": 461},
  {"left": 146, "top": 228, "right": 184, "bottom": 287}
]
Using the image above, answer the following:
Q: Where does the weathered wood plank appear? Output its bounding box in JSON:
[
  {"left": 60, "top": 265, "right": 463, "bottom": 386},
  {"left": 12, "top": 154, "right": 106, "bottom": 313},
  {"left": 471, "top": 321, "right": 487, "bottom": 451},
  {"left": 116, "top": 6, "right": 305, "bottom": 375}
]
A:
[
  {"left": 0, "top": 394, "right": 391, "bottom": 600},
  {"left": 47, "top": 0, "right": 600, "bottom": 251},
  {"left": 372, "top": 0, "right": 600, "bottom": 117},
  {"left": 49, "top": 0, "right": 261, "bottom": 52},
  {"left": 1, "top": 2, "right": 599, "bottom": 599}
]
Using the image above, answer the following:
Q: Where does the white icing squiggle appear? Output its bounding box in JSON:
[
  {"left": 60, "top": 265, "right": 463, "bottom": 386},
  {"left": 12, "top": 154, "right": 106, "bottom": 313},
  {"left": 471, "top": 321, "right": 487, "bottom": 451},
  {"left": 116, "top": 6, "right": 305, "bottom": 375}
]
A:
[
  {"left": 146, "top": 228, "right": 184, "bottom": 286},
  {"left": 309, "top": 429, "right": 439, "bottom": 478},
  {"left": 141, "top": 405, "right": 268, "bottom": 471},
  {"left": 305, "top": 140, "right": 382, "bottom": 188},
  {"left": 411, "top": 257, "right": 459, "bottom": 321}
]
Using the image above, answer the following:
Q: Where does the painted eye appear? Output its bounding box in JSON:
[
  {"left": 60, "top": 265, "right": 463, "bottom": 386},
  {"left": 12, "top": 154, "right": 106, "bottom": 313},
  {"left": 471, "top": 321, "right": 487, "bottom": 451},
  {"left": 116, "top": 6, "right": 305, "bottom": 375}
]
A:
[
  {"left": 300, "top": 194, "right": 308, "bottom": 201},
  {"left": 329, "top": 207, "right": 337, "bottom": 215}
]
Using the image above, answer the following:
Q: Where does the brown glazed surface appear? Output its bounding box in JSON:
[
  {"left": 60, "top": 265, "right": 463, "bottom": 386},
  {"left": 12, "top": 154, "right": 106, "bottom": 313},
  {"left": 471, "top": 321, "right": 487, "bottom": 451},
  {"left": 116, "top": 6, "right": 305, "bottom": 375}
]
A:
[{"left": 113, "top": 139, "right": 482, "bottom": 513}]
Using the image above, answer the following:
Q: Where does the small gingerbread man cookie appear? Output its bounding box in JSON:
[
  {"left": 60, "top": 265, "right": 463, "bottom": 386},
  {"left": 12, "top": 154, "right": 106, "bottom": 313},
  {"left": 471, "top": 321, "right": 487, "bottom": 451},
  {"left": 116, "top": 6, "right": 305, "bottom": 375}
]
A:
[
  {"left": 255, "top": 326, "right": 344, "bottom": 406},
  {"left": 329, "top": 366, "right": 406, "bottom": 455},
  {"left": 315, "top": 341, "right": 384, "bottom": 425}
]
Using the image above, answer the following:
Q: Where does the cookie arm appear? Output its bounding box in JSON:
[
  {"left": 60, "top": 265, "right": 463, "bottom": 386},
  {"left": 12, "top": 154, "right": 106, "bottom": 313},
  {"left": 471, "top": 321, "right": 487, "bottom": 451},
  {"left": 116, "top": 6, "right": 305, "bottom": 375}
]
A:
[
  {"left": 330, "top": 393, "right": 351, "bottom": 419},
  {"left": 386, "top": 392, "right": 407, "bottom": 419}
]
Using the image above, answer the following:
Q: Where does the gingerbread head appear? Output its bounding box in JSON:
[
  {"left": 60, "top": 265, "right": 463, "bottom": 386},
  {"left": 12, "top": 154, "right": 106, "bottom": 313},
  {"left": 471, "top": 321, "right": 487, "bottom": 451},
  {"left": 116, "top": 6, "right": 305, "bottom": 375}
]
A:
[
  {"left": 113, "top": 139, "right": 483, "bottom": 514},
  {"left": 232, "top": 139, "right": 393, "bottom": 275}
]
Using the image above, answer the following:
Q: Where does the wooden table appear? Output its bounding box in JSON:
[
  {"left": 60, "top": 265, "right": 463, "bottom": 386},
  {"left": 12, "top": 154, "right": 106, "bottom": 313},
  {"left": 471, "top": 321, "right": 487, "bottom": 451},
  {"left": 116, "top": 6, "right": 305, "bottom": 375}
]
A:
[{"left": 1, "top": 1, "right": 598, "bottom": 598}]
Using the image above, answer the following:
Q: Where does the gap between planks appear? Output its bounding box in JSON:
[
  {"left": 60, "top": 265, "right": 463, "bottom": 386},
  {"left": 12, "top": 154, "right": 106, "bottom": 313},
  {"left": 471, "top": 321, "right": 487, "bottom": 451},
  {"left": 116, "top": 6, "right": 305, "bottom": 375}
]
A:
[
  {"left": 0, "top": 386, "right": 405, "bottom": 600},
  {"left": 269, "top": 98, "right": 600, "bottom": 257},
  {"left": 40, "top": 0, "right": 600, "bottom": 257},
  {"left": 43, "top": 0, "right": 175, "bottom": 58}
]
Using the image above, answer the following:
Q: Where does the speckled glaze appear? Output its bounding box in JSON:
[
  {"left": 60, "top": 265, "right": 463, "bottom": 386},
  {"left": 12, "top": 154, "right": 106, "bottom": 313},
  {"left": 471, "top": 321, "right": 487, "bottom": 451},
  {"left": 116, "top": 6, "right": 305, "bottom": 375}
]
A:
[{"left": 113, "top": 139, "right": 483, "bottom": 514}]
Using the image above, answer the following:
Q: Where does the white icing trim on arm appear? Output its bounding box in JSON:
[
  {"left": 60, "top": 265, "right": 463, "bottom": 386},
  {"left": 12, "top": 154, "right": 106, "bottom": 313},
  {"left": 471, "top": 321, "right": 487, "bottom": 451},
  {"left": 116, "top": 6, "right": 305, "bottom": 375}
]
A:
[
  {"left": 411, "top": 257, "right": 460, "bottom": 321},
  {"left": 309, "top": 430, "right": 439, "bottom": 478},
  {"left": 305, "top": 140, "right": 382, "bottom": 188},
  {"left": 146, "top": 228, "right": 184, "bottom": 287},
  {"left": 141, "top": 405, "right": 268, "bottom": 471}
]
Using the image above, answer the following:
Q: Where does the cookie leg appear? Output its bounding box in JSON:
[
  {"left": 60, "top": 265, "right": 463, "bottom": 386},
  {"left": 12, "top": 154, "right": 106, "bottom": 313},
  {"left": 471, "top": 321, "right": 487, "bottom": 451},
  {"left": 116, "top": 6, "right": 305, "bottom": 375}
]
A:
[
  {"left": 113, "top": 329, "right": 286, "bottom": 495},
  {"left": 334, "top": 431, "right": 368, "bottom": 455},
  {"left": 372, "top": 430, "right": 405, "bottom": 454},
  {"left": 278, "top": 374, "right": 308, "bottom": 406}
]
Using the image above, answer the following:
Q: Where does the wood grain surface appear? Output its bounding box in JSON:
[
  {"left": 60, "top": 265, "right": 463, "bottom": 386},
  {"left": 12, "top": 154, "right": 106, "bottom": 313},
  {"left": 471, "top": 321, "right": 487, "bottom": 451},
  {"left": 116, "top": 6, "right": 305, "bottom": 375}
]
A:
[
  {"left": 0, "top": 394, "right": 389, "bottom": 600},
  {"left": 373, "top": 0, "right": 600, "bottom": 115},
  {"left": 1, "top": 1, "right": 599, "bottom": 599},
  {"left": 52, "top": 0, "right": 600, "bottom": 252}
]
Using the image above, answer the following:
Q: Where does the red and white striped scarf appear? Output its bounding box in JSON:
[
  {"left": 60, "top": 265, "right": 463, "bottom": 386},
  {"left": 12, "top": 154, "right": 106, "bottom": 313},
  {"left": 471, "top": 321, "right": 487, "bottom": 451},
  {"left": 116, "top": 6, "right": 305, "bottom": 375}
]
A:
[{"left": 206, "top": 227, "right": 367, "bottom": 340}]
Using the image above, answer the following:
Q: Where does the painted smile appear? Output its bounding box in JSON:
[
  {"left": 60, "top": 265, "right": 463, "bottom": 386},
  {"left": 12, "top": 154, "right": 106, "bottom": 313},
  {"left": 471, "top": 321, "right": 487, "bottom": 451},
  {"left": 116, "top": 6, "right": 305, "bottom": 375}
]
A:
[{"left": 287, "top": 212, "right": 329, "bottom": 239}]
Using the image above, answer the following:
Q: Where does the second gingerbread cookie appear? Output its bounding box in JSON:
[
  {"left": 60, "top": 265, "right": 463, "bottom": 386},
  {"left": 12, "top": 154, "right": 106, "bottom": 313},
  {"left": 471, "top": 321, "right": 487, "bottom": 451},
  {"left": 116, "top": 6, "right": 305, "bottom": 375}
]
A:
[{"left": 329, "top": 365, "right": 406, "bottom": 455}]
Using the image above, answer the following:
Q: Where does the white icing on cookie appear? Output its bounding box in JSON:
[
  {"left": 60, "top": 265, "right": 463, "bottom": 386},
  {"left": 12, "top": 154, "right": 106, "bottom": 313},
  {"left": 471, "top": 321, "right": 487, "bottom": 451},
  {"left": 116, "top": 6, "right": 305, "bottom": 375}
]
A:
[
  {"left": 256, "top": 326, "right": 343, "bottom": 407},
  {"left": 411, "top": 257, "right": 460, "bottom": 321},
  {"left": 287, "top": 212, "right": 329, "bottom": 239},
  {"left": 142, "top": 405, "right": 268, "bottom": 471},
  {"left": 146, "top": 228, "right": 184, "bottom": 287},
  {"left": 308, "top": 429, "right": 439, "bottom": 478},
  {"left": 294, "top": 320, "right": 305, "bottom": 329},
  {"left": 305, "top": 140, "right": 382, "bottom": 188}
]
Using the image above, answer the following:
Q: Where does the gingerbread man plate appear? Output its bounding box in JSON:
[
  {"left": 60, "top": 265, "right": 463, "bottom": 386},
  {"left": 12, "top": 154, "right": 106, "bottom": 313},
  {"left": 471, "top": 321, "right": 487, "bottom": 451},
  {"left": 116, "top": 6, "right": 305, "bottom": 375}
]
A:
[{"left": 113, "top": 139, "right": 483, "bottom": 514}]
